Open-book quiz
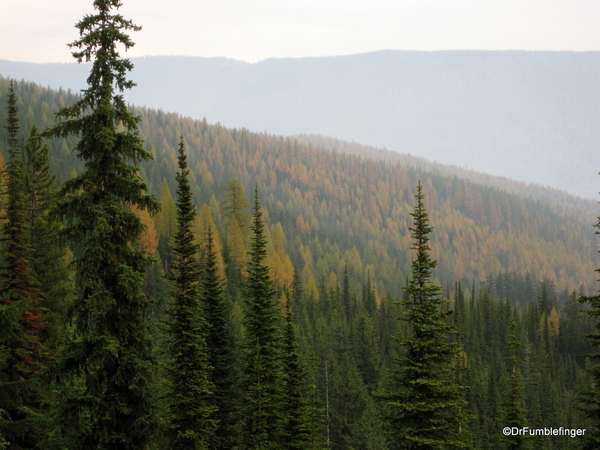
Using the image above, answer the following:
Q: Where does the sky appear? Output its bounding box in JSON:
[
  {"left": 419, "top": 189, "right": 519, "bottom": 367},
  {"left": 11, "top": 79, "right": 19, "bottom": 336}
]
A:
[{"left": 2, "top": 0, "right": 599, "bottom": 64}]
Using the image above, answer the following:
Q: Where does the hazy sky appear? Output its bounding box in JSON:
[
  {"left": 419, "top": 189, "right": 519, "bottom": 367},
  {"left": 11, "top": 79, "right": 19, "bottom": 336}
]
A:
[{"left": 2, "top": 0, "right": 599, "bottom": 63}]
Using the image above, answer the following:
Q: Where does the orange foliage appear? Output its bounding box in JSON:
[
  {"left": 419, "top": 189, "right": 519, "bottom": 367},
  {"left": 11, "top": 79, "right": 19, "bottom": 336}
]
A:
[{"left": 133, "top": 206, "right": 158, "bottom": 256}]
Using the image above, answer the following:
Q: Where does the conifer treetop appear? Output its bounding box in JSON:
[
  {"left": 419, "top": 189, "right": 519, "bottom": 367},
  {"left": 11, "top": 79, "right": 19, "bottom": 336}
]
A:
[
  {"left": 404, "top": 180, "right": 441, "bottom": 304},
  {"left": 5, "top": 81, "right": 19, "bottom": 159},
  {"left": 386, "top": 181, "right": 471, "bottom": 449},
  {"left": 41, "top": 1, "right": 159, "bottom": 447},
  {"left": 72, "top": 0, "right": 139, "bottom": 91}
]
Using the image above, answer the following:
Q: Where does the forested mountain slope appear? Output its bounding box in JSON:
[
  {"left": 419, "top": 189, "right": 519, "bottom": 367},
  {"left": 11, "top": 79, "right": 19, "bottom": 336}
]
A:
[
  {"left": 295, "top": 133, "right": 596, "bottom": 208},
  {"left": 2, "top": 75, "right": 600, "bottom": 449},
  {"left": 0, "top": 75, "right": 596, "bottom": 299},
  {"left": 1, "top": 51, "right": 598, "bottom": 197}
]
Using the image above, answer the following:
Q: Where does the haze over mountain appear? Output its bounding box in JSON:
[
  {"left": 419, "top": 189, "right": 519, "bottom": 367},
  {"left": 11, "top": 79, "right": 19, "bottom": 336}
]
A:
[{"left": 1, "top": 50, "right": 598, "bottom": 198}]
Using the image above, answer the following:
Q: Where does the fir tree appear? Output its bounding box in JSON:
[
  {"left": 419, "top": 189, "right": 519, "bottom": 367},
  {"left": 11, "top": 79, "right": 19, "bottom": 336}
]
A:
[
  {"left": 0, "top": 81, "right": 47, "bottom": 449},
  {"left": 385, "top": 181, "right": 471, "bottom": 449},
  {"left": 201, "top": 223, "right": 236, "bottom": 449},
  {"left": 165, "top": 137, "right": 216, "bottom": 449},
  {"left": 240, "top": 187, "right": 282, "bottom": 449},
  {"left": 43, "top": 2, "right": 160, "bottom": 447}
]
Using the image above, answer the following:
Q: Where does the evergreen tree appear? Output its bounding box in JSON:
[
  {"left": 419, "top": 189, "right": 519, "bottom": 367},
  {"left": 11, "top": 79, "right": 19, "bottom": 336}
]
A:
[
  {"left": 281, "top": 294, "right": 308, "bottom": 450},
  {"left": 300, "top": 355, "right": 328, "bottom": 450},
  {"left": 201, "top": 223, "right": 236, "bottom": 449},
  {"left": 239, "top": 187, "right": 282, "bottom": 449},
  {"left": 23, "top": 125, "right": 72, "bottom": 354},
  {"left": 501, "top": 320, "right": 529, "bottom": 450},
  {"left": 0, "top": 81, "right": 47, "bottom": 449},
  {"left": 43, "top": 2, "right": 160, "bottom": 447},
  {"left": 363, "top": 272, "right": 377, "bottom": 314},
  {"left": 384, "top": 182, "right": 471, "bottom": 449},
  {"left": 352, "top": 312, "right": 381, "bottom": 390},
  {"left": 342, "top": 264, "right": 351, "bottom": 318},
  {"left": 328, "top": 348, "right": 371, "bottom": 448},
  {"left": 156, "top": 178, "right": 177, "bottom": 273},
  {"left": 166, "top": 137, "right": 216, "bottom": 449},
  {"left": 291, "top": 263, "right": 303, "bottom": 309},
  {"left": 578, "top": 210, "right": 600, "bottom": 449}
]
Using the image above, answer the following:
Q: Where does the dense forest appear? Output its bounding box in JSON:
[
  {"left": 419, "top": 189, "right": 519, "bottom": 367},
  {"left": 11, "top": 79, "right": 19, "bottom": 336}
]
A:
[
  {"left": 1, "top": 2, "right": 600, "bottom": 449},
  {"left": 0, "top": 75, "right": 596, "bottom": 298},
  {"left": 0, "top": 71, "right": 599, "bottom": 450}
]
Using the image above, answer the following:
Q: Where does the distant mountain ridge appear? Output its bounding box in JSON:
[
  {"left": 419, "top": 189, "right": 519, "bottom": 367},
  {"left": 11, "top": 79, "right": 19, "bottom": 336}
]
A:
[{"left": 1, "top": 50, "right": 598, "bottom": 198}]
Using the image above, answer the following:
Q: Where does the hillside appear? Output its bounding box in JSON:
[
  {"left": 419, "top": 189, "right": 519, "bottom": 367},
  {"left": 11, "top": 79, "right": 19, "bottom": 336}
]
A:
[
  {"left": 1, "top": 74, "right": 599, "bottom": 449},
  {"left": 1, "top": 50, "right": 599, "bottom": 198},
  {"left": 295, "top": 133, "right": 596, "bottom": 208},
  {"left": 0, "top": 75, "right": 597, "bottom": 299}
]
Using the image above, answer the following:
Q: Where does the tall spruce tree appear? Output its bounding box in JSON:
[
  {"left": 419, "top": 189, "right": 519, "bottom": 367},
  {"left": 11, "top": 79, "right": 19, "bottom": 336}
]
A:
[
  {"left": 201, "top": 224, "right": 236, "bottom": 450},
  {"left": 43, "top": 2, "right": 160, "bottom": 447},
  {"left": 166, "top": 137, "right": 215, "bottom": 449},
  {"left": 240, "top": 186, "right": 283, "bottom": 449},
  {"left": 0, "top": 81, "right": 47, "bottom": 449},
  {"left": 385, "top": 181, "right": 470, "bottom": 449}
]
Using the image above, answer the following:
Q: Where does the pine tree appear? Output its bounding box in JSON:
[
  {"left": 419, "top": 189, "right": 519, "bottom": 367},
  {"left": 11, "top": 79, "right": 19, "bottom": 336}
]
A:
[
  {"left": 166, "top": 137, "right": 216, "bottom": 449},
  {"left": 0, "top": 81, "right": 47, "bottom": 449},
  {"left": 385, "top": 181, "right": 471, "bottom": 449},
  {"left": 43, "top": 2, "right": 160, "bottom": 447},
  {"left": 201, "top": 223, "right": 236, "bottom": 449},
  {"left": 240, "top": 187, "right": 282, "bottom": 449}
]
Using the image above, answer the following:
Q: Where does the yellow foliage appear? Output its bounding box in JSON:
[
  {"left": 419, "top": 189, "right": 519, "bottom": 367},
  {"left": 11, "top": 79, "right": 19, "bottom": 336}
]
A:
[
  {"left": 266, "top": 222, "right": 294, "bottom": 288},
  {"left": 548, "top": 307, "right": 560, "bottom": 337},
  {"left": 327, "top": 271, "right": 339, "bottom": 292},
  {"left": 301, "top": 265, "right": 320, "bottom": 301},
  {"left": 133, "top": 206, "right": 158, "bottom": 256},
  {"left": 227, "top": 216, "right": 248, "bottom": 278},
  {"left": 296, "top": 214, "right": 310, "bottom": 233}
]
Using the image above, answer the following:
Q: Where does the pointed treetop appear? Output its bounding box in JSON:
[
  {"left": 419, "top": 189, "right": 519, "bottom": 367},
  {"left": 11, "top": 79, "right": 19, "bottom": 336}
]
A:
[{"left": 6, "top": 80, "right": 19, "bottom": 159}]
